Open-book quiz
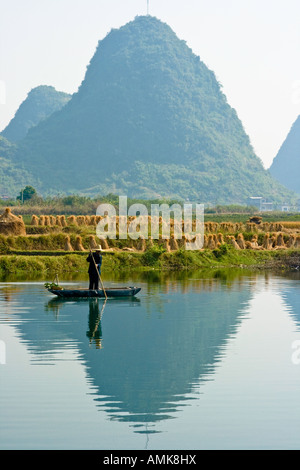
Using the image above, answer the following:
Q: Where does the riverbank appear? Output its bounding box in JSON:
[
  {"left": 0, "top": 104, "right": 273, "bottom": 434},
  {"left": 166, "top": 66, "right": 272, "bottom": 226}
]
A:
[{"left": 0, "top": 246, "right": 299, "bottom": 276}]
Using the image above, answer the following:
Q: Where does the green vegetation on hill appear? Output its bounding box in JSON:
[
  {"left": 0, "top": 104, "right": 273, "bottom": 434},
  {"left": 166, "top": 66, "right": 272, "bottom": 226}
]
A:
[
  {"left": 8, "top": 16, "right": 293, "bottom": 204},
  {"left": 270, "top": 115, "right": 300, "bottom": 195},
  {"left": 0, "top": 136, "right": 35, "bottom": 197},
  {"left": 1, "top": 85, "right": 71, "bottom": 142}
]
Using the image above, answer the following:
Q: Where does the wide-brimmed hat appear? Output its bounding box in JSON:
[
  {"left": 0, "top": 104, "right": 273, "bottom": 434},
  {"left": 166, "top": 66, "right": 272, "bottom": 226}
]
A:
[{"left": 95, "top": 245, "right": 103, "bottom": 251}]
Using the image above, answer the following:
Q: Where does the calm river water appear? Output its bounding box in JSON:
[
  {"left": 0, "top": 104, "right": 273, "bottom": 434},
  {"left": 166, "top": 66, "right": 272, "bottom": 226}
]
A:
[{"left": 0, "top": 269, "right": 300, "bottom": 450}]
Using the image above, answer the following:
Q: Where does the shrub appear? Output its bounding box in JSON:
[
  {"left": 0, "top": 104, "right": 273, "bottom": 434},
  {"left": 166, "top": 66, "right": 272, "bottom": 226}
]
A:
[{"left": 213, "top": 243, "right": 229, "bottom": 259}]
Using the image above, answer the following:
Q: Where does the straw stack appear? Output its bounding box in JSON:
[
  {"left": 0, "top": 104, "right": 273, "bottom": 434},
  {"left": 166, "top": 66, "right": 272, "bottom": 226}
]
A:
[
  {"left": 0, "top": 208, "right": 26, "bottom": 236},
  {"left": 74, "top": 235, "right": 85, "bottom": 251}
]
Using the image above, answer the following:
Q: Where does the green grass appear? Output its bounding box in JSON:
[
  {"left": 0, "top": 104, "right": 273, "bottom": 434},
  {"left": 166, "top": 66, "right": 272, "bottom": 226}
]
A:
[{"left": 0, "top": 245, "right": 298, "bottom": 276}]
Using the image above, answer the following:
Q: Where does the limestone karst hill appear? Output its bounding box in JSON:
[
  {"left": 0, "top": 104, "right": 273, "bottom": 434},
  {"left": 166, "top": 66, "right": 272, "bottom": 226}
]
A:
[
  {"left": 5, "top": 16, "right": 294, "bottom": 203},
  {"left": 2, "top": 85, "right": 71, "bottom": 142},
  {"left": 270, "top": 115, "right": 300, "bottom": 195}
]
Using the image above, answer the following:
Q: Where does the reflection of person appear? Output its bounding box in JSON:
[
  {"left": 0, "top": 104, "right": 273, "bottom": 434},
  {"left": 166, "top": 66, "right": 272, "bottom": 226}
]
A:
[
  {"left": 86, "top": 299, "right": 103, "bottom": 348},
  {"left": 86, "top": 246, "right": 103, "bottom": 290}
]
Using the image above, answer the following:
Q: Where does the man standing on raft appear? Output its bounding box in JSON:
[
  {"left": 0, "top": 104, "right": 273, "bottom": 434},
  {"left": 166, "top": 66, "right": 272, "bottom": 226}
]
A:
[{"left": 86, "top": 245, "right": 103, "bottom": 290}]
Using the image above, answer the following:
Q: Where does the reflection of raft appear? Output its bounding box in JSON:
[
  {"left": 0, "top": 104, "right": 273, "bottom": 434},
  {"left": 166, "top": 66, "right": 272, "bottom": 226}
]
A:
[{"left": 48, "top": 287, "right": 141, "bottom": 298}]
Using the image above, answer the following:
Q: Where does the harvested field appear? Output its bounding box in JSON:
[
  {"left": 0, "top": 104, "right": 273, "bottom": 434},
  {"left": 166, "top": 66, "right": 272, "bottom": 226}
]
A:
[{"left": 0, "top": 213, "right": 300, "bottom": 258}]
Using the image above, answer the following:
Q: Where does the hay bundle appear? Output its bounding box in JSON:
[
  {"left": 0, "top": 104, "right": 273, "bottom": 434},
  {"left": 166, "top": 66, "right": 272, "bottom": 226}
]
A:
[
  {"left": 64, "top": 235, "right": 73, "bottom": 251},
  {"left": 31, "top": 215, "right": 39, "bottom": 226},
  {"left": 236, "top": 233, "right": 246, "bottom": 249},
  {"left": 235, "top": 222, "right": 244, "bottom": 232},
  {"left": 67, "top": 215, "right": 77, "bottom": 226},
  {"left": 205, "top": 222, "right": 219, "bottom": 233},
  {"left": 252, "top": 235, "right": 264, "bottom": 250},
  {"left": 228, "top": 236, "right": 240, "bottom": 249},
  {"left": 194, "top": 234, "right": 204, "bottom": 250},
  {"left": 246, "top": 222, "right": 257, "bottom": 232},
  {"left": 0, "top": 207, "right": 26, "bottom": 236},
  {"left": 169, "top": 237, "right": 179, "bottom": 251},
  {"left": 261, "top": 222, "right": 271, "bottom": 232},
  {"left": 50, "top": 215, "right": 56, "bottom": 226},
  {"left": 286, "top": 234, "right": 296, "bottom": 248},
  {"left": 245, "top": 235, "right": 264, "bottom": 250},
  {"left": 262, "top": 233, "right": 273, "bottom": 250},
  {"left": 56, "top": 216, "right": 62, "bottom": 227},
  {"left": 204, "top": 222, "right": 211, "bottom": 233},
  {"left": 251, "top": 235, "right": 259, "bottom": 248},
  {"left": 137, "top": 237, "right": 146, "bottom": 252},
  {"left": 74, "top": 235, "right": 85, "bottom": 251},
  {"left": 274, "top": 232, "right": 285, "bottom": 248},
  {"left": 89, "top": 215, "right": 97, "bottom": 226},
  {"left": 98, "top": 237, "right": 109, "bottom": 250},
  {"left": 207, "top": 234, "right": 216, "bottom": 250},
  {"left": 39, "top": 215, "right": 45, "bottom": 226},
  {"left": 76, "top": 216, "right": 85, "bottom": 226},
  {"left": 44, "top": 215, "right": 51, "bottom": 226},
  {"left": 89, "top": 235, "right": 98, "bottom": 250},
  {"left": 294, "top": 236, "right": 300, "bottom": 248},
  {"left": 217, "top": 233, "right": 224, "bottom": 245},
  {"left": 227, "top": 222, "right": 235, "bottom": 233},
  {"left": 60, "top": 215, "right": 67, "bottom": 227},
  {"left": 269, "top": 223, "right": 275, "bottom": 232}
]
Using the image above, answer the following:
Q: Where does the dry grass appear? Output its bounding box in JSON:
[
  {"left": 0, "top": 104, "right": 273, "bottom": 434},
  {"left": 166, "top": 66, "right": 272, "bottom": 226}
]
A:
[{"left": 280, "top": 221, "right": 300, "bottom": 230}]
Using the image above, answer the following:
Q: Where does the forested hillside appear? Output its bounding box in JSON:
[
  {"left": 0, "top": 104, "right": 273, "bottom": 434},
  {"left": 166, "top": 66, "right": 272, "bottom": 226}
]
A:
[{"left": 6, "top": 16, "right": 294, "bottom": 203}]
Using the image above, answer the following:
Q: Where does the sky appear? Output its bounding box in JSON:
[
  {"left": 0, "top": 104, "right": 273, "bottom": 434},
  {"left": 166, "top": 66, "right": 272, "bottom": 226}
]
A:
[{"left": 0, "top": 0, "right": 299, "bottom": 169}]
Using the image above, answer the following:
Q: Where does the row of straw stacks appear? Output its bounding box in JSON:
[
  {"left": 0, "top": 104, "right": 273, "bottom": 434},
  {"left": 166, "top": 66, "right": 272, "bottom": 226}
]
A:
[
  {"left": 31, "top": 214, "right": 104, "bottom": 227},
  {"left": 205, "top": 221, "right": 293, "bottom": 233},
  {"left": 30, "top": 215, "right": 300, "bottom": 235},
  {"left": 203, "top": 232, "right": 300, "bottom": 250},
  {"left": 62, "top": 234, "right": 196, "bottom": 253},
  {"left": 63, "top": 235, "right": 109, "bottom": 252}
]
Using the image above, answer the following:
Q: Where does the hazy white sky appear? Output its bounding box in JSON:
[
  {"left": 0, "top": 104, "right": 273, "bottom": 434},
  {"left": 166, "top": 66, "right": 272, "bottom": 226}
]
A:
[{"left": 0, "top": 0, "right": 299, "bottom": 168}]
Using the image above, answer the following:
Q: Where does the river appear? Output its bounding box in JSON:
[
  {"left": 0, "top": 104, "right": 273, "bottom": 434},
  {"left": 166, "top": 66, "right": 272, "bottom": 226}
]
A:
[{"left": 0, "top": 269, "right": 300, "bottom": 450}]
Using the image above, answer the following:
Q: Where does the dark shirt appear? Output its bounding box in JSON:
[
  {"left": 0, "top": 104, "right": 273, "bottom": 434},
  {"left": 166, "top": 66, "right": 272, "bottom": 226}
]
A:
[{"left": 87, "top": 252, "right": 102, "bottom": 274}]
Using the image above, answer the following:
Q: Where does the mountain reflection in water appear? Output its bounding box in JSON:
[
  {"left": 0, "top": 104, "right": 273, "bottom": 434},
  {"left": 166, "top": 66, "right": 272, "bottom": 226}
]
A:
[{"left": 1, "top": 269, "right": 300, "bottom": 447}]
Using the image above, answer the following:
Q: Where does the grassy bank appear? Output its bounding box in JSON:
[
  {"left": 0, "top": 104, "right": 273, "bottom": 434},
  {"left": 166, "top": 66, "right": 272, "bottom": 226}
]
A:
[{"left": 0, "top": 246, "right": 299, "bottom": 276}]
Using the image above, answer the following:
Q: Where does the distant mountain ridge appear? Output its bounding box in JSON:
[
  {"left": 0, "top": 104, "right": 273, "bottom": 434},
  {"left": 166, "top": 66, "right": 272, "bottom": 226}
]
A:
[
  {"left": 269, "top": 115, "right": 300, "bottom": 195},
  {"left": 1, "top": 85, "right": 71, "bottom": 142},
  {"left": 4, "top": 16, "right": 295, "bottom": 203}
]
